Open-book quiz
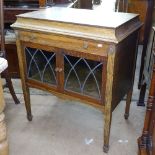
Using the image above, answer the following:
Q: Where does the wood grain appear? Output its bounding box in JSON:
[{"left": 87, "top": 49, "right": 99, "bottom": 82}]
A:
[
  {"left": 16, "top": 37, "right": 32, "bottom": 121},
  {"left": 103, "top": 45, "right": 115, "bottom": 153},
  {"left": 12, "top": 7, "right": 142, "bottom": 153}
]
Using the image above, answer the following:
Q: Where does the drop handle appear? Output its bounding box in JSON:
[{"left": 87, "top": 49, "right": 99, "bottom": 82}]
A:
[
  {"left": 83, "top": 41, "right": 88, "bottom": 49},
  {"left": 29, "top": 35, "right": 36, "bottom": 41},
  {"left": 55, "top": 67, "right": 63, "bottom": 72},
  {"left": 58, "top": 68, "right": 63, "bottom": 72},
  {"left": 55, "top": 67, "right": 59, "bottom": 72}
]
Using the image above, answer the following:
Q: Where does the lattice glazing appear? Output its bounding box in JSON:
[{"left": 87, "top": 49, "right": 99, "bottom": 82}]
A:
[
  {"left": 64, "top": 54, "right": 103, "bottom": 99},
  {"left": 25, "top": 47, "right": 57, "bottom": 85}
]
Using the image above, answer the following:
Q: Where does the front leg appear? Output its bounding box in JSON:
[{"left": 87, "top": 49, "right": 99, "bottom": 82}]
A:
[
  {"left": 103, "top": 45, "right": 115, "bottom": 153},
  {"left": 103, "top": 109, "right": 112, "bottom": 153},
  {"left": 23, "top": 85, "right": 32, "bottom": 121},
  {"left": 16, "top": 38, "right": 32, "bottom": 121}
]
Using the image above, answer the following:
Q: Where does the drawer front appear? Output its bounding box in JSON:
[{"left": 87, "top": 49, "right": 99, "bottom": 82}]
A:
[{"left": 18, "top": 31, "right": 108, "bottom": 60}]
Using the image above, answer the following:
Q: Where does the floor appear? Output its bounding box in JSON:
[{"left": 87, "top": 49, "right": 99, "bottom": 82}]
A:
[{"left": 3, "top": 44, "right": 147, "bottom": 155}]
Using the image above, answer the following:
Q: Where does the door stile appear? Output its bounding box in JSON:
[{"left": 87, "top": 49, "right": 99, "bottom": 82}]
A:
[
  {"left": 101, "top": 58, "right": 107, "bottom": 107},
  {"left": 56, "top": 49, "right": 64, "bottom": 92}
]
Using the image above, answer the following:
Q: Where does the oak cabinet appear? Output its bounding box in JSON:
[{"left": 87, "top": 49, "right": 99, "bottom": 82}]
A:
[{"left": 12, "top": 7, "right": 141, "bottom": 152}]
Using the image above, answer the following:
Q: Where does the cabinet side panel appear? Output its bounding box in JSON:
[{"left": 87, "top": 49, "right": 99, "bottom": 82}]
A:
[{"left": 112, "top": 30, "right": 139, "bottom": 111}]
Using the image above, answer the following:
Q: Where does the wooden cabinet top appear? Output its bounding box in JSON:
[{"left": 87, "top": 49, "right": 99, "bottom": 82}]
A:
[{"left": 12, "top": 7, "right": 142, "bottom": 43}]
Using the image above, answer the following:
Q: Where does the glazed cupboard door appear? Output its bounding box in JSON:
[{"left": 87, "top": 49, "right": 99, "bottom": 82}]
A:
[
  {"left": 23, "top": 43, "right": 58, "bottom": 89},
  {"left": 61, "top": 50, "right": 107, "bottom": 105},
  {"left": 22, "top": 42, "right": 107, "bottom": 105}
]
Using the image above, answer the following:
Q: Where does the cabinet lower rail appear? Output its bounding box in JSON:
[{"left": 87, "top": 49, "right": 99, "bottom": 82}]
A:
[{"left": 27, "top": 80, "right": 105, "bottom": 111}]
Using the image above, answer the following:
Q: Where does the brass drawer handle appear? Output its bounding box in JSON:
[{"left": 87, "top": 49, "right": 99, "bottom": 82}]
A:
[
  {"left": 29, "top": 35, "right": 36, "bottom": 41},
  {"left": 58, "top": 68, "right": 63, "bottom": 72},
  {"left": 55, "top": 67, "right": 63, "bottom": 72},
  {"left": 83, "top": 41, "right": 88, "bottom": 49},
  {"left": 55, "top": 67, "right": 59, "bottom": 72}
]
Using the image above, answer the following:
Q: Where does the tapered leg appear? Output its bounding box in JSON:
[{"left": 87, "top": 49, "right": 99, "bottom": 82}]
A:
[
  {"left": 23, "top": 85, "right": 32, "bottom": 121},
  {"left": 3, "top": 69, "right": 20, "bottom": 104},
  {"left": 103, "top": 110, "right": 112, "bottom": 153},
  {"left": 19, "top": 77, "right": 32, "bottom": 121},
  {"left": 16, "top": 39, "right": 32, "bottom": 121},
  {"left": 124, "top": 89, "right": 133, "bottom": 119},
  {"left": 124, "top": 33, "right": 138, "bottom": 119},
  {"left": 15, "top": 73, "right": 32, "bottom": 121},
  {"left": 103, "top": 45, "right": 115, "bottom": 153}
]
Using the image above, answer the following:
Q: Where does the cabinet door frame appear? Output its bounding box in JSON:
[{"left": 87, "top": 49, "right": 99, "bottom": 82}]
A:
[
  {"left": 22, "top": 42, "right": 59, "bottom": 91},
  {"left": 21, "top": 41, "right": 107, "bottom": 106},
  {"left": 61, "top": 49, "right": 107, "bottom": 105}
]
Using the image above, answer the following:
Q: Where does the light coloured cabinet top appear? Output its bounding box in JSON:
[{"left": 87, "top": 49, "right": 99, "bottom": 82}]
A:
[{"left": 12, "top": 7, "right": 142, "bottom": 43}]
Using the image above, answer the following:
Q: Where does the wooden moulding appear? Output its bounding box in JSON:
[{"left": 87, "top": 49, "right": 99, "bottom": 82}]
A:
[
  {"left": 11, "top": 7, "right": 142, "bottom": 43},
  {"left": 17, "top": 32, "right": 109, "bottom": 58}
]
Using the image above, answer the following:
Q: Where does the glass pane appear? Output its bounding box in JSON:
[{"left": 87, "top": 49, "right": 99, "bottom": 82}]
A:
[
  {"left": 64, "top": 54, "right": 103, "bottom": 99},
  {"left": 25, "top": 47, "right": 57, "bottom": 85}
]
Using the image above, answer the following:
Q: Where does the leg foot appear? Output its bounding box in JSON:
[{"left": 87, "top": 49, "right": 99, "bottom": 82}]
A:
[
  {"left": 104, "top": 111, "right": 112, "bottom": 154},
  {"left": 13, "top": 98, "right": 20, "bottom": 104},
  {"left": 103, "top": 145, "right": 109, "bottom": 153},
  {"left": 27, "top": 114, "right": 33, "bottom": 121},
  {"left": 124, "top": 113, "right": 129, "bottom": 119}
]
